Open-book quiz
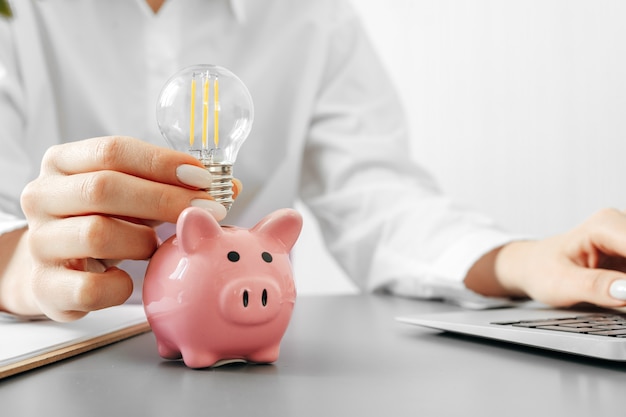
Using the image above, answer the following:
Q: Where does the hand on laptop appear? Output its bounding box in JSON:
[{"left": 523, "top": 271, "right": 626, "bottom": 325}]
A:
[{"left": 465, "top": 208, "right": 626, "bottom": 308}]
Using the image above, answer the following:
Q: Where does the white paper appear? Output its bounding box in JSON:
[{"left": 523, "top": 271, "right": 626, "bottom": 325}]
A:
[{"left": 0, "top": 304, "right": 147, "bottom": 367}]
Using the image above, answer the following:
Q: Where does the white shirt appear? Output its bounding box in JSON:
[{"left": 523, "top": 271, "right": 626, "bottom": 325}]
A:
[{"left": 0, "top": 0, "right": 516, "bottom": 305}]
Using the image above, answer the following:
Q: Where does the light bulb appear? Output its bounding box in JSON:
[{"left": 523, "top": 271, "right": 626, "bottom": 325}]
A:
[{"left": 156, "top": 64, "right": 254, "bottom": 211}]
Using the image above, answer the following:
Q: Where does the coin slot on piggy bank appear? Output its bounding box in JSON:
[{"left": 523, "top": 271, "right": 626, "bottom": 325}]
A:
[{"left": 143, "top": 206, "right": 303, "bottom": 368}]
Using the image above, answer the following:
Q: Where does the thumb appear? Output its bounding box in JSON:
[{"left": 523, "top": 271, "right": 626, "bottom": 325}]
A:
[{"left": 607, "top": 277, "right": 626, "bottom": 304}]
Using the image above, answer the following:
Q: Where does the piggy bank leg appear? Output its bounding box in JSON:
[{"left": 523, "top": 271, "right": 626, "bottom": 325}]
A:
[
  {"left": 157, "top": 341, "right": 182, "bottom": 360},
  {"left": 180, "top": 350, "right": 223, "bottom": 369},
  {"left": 248, "top": 345, "right": 281, "bottom": 364}
]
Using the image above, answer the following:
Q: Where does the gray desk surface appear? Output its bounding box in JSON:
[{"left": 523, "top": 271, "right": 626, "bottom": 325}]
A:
[{"left": 2, "top": 294, "right": 626, "bottom": 416}]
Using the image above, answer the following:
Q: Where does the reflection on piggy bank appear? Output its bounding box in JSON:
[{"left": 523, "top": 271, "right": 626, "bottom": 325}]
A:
[{"left": 143, "top": 206, "right": 303, "bottom": 368}]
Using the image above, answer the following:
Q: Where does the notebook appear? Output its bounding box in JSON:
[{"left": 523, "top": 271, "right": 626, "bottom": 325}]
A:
[
  {"left": 396, "top": 303, "right": 626, "bottom": 361},
  {"left": 0, "top": 304, "right": 150, "bottom": 379}
]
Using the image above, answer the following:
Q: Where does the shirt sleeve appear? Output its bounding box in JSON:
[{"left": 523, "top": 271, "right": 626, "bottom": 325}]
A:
[
  {"left": 0, "top": 213, "right": 27, "bottom": 235},
  {"left": 0, "top": 7, "right": 60, "bottom": 238},
  {"left": 0, "top": 16, "right": 30, "bottom": 232},
  {"left": 299, "top": 2, "right": 522, "bottom": 306}
]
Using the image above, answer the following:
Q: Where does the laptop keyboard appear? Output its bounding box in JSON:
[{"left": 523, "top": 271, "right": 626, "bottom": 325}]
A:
[{"left": 491, "top": 313, "right": 626, "bottom": 337}]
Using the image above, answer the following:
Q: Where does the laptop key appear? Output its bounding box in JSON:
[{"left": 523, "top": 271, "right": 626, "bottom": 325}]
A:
[
  {"left": 588, "top": 329, "right": 626, "bottom": 336},
  {"left": 535, "top": 325, "right": 599, "bottom": 333},
  {"left": 512, "top": 319, "right": 592, "bottom": 328}
]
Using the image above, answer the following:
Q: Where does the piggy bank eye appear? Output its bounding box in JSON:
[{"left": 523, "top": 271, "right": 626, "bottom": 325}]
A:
[
  {"left": 261, "top": 252, "right": 273, "bottom": 263},
  {"left": 227, "top": 251, "right": 240, "bottom": 262}
]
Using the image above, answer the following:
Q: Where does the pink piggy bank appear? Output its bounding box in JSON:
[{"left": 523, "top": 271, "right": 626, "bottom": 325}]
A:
[{"left": 143, "top": 206, "right": 303, "bottom": 368}]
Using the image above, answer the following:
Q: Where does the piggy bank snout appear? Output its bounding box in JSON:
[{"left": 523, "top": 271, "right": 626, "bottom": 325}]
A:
[{"left": 219, "top": 277, "right": 287, "bottom": 325}]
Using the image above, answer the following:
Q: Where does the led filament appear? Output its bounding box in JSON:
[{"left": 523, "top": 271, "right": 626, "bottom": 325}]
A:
[
  {"left": 156, "top": 64, "right": 254, "bottom": 211},
  {"left": 189, "top": 72, "right": 220, "bottom": 151}
]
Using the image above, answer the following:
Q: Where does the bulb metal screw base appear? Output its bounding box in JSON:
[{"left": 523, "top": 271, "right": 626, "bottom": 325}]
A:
[{"left": 202, "top": 163, "right": 234, "bottom": 212}]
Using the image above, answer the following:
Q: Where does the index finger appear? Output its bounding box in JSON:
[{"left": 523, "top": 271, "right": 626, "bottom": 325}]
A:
[
  {"left": 42, "top": 136, "right": 204, "bottom": 187},
  {"left": 583, "top": 208, "right": 626, "bottom": 263}
]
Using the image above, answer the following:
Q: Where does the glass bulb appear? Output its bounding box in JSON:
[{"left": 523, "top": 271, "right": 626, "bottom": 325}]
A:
[{"left": 156, "top": 64, "right": 254, "bottom": 211}]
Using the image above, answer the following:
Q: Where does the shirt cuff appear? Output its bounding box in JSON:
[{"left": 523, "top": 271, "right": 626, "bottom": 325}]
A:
[
  {"left": 384, "top": 228, "right": 528, "bottom": 309},
  {"left": 432, "top": 227, "right": 525, "bottom": 285},
  {"left": 0, "top": 214, "right": 27, "bottom": 235}
]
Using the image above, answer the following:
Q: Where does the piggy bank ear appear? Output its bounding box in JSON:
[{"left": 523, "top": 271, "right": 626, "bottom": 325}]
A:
[
  {"left": 176, "top": 207, "right": 223, "bottom": 255},
  {"left": 251, "top": 208, "right": 303, "bottom": 251}
]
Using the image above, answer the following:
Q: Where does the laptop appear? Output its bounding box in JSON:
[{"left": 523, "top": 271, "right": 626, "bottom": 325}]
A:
[{"left": 396, "top": 303, "right": 626, "bottom": 361}]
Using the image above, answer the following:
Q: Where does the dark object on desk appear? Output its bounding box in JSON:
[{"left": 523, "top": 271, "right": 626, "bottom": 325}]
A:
[
  {"left": 0, "top": 0, "right": 12, "bottom": 18},
  {"left": 397, "top": 305, "right": 626, "bottom": 361}
]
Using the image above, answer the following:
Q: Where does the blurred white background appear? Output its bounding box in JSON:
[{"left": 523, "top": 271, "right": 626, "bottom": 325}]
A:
[{"left": 293, "top": 0, "right": 626, "bottom": 295}]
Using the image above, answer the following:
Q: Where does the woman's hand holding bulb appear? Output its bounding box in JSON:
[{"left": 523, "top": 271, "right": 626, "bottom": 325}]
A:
[{"left": 6, "top": 136, "right": 231, "bottom": 321}]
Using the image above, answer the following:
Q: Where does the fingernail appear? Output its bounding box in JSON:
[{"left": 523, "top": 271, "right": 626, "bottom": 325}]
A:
[
  {"left": 191, "top": 199, "right": 227, "bottom": 221},
  {"left": 232, "top": 178, "right": 243, "bottom": 199},
  {"left": 609, "top": 280, "right": 626, "bottom": 300},
  {"left": 176, "top": 164, "right": 212, "bottom": 189}
]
